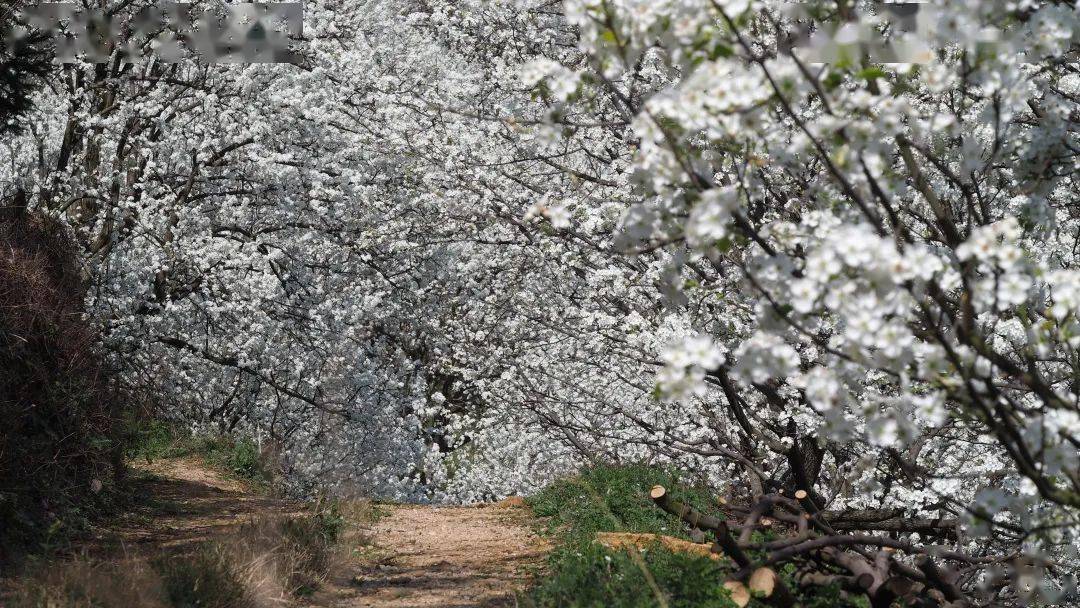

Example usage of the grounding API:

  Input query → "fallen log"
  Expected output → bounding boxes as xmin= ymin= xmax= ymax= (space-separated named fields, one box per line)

xmin=595 ymin=532 xmax=724 ymax=561
xmin=650 ymin=485 xmax=798 ymax=608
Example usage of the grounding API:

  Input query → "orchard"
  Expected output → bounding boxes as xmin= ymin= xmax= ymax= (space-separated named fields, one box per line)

xmin=1 ymin=2 xmax=1077 ymax=606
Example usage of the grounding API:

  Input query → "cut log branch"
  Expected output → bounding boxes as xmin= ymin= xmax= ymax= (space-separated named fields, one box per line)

xmin=650 ymin=486 xmax=798 ymax=608
xmin=596 ymin=532 xmax=723 ymax=561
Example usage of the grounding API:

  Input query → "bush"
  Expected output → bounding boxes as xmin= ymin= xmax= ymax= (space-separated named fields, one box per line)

xmin=9 ymin=500 xmax=373 ymax=607
xmin=524 ymin=464 xmax=739 ymax=608
xmin=202 ymin=437 xmax=272 ymax=487
xmin=126 ymin=419 xmax=189 ymax=462
xmin=126 ymin=422 xmax=276 ymax=489
xmin=0 ymin=209 xmax=129 ymax=567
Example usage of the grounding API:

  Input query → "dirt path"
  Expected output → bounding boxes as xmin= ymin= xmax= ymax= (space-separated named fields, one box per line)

xmin=320 ymin=503 xmax=550 ymax=608
xmin=5 ymin=459 xmax=549 ymax=606
xmin=76 ymin=457 xmax=301 ymax=559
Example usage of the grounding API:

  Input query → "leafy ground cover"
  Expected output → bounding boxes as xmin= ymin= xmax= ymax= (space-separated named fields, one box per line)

xmin=127 ymin=421 xmax=276 ymax=489
xmin=522 ymin=464 xmax=865 ymax=608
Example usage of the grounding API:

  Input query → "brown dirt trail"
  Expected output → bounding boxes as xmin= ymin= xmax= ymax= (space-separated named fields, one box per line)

xmin=3 ymin=458 xmax=549 ymax=607
xmin=74 ymin=457 xmax=301 ymax=559
xmin=318 ymin=503 xmax=550 ymax=608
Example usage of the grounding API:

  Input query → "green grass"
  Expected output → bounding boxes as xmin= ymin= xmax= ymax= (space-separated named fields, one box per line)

xmin=527 ymin=463 xmax=723 ymax=543
xmin=126 ymin=421 xmax=274 ymax=488
xmin=522 ymin=464 xmax=741 ymax=608
xmin=522 ymin=464 xmax=866 ymax=608
xmin=524 ymin=540 xmax=738 ymax=608
xmin=126 ymin=419 xmax=190 ymax=461
xmin=199 ymin=436 xmax=272 ymax=487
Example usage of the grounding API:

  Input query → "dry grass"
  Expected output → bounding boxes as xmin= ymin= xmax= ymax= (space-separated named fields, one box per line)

xmin=10 ymin=500 xmax=380 ymax=608
xmin=11 ymin=559 xmax=169 ymax=608
xmin=0 ymin=210 xmax=131 ymax=564
xmin=594 ymin=532 xmax=723 ymax=561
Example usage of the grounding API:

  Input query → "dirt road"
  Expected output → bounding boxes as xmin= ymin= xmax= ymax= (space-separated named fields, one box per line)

xmin=322 ymin=503 xmax=549 ymax=607
xmin=4 ymin=462 xmax=548 ymax=608
xmin=128 ymin=461 xmax=551 ymax=607
xmin=4 ymin=459 xmax=548 ymax=607
xmin=79 ymin=458 xmax=301 ymax=558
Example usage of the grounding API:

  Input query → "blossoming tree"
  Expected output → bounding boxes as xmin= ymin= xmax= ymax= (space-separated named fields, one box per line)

xmin=521 ymin=1 xmax=1080 ymax=604
xmin=1 ymin=0 xmax=1078 ymax=604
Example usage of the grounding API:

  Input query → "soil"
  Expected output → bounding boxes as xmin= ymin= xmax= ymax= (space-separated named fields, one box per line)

xmin=75 ymin=457 xmax=301 ymax=559
xmin=9 ymin=458 xmax=550 ymax=607
xmin=320 ymin=504 xmax=550 ymax=608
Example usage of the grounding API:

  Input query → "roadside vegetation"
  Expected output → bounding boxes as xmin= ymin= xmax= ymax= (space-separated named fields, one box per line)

xmin=8 ymin=418 xmax=384 ymax=607
xmin=522 ymin=465 xmax=864 ymax=608
xmin=0 ymin=209 xmax=132 ymax=569
xmin=11 ymin=499 xmax=380 ymax=607
xmin=127 ymin=421 xmax=278 ymax=490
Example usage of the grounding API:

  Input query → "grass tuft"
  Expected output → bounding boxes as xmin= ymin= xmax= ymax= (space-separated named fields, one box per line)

xmin=523 ymin=464 xmax=870 ymax=608
xmin=9 ymin=499 xmax=381 ymax=607
xmin=155 ymin=544 xmax=256 ymax=608
xmin=127 ymin=422 xmax=275 ymax=489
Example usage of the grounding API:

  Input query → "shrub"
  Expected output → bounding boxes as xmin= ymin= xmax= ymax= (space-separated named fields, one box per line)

xmin=0 ymin=209 xmax=129 ymax=567
xmin=126 ymin=422 xmax=277 ymax=489
xmin=203 ymin=437 xmax=272 ymax=487
xmin=524 ymin=464 xmax=873 ymax=608
xmin=126 ymin=419 xmax=190 ymax=462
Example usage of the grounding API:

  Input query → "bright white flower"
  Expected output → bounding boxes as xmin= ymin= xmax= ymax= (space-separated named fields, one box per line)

xmin=913 ymin=393 xmax=947 ymax=426
xmin=519 ymin=58 xmax=562 ymax=88
xmin=658 ymin=334 xmax=725 ymax=400
xmin=547 ymin=203 xmax=572 ymax=229
xmin=685 ymin=187 xmax=737 ymax=248
xmin=867 ymin=416 xmax=900 ymax=447
xmin=734 ymin=332 xmax=800 ymax=384
xmin=801 ymin=366 xmax=843 ymax=411
xmin=790 ymin=279 xmax=818 ymax=314
xmin=996 ymin=272 xmax=1031 ymax=310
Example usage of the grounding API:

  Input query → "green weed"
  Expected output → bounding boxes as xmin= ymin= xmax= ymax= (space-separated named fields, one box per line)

xmin=523 ymin=464 xmax=868 ymax=608
xmin=126 ymin=421 xmax=275 ymax=488
xmin=523 ymin=464 xmax=738 ymax=608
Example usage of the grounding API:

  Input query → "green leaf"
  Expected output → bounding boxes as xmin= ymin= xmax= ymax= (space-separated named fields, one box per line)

xmin=710 ymin=43 xmax=734 ymax=60
xmin=716 ymin=236 xmax=734 ymax=253
xmin=855 ymin=67 xmax=888 ymax=82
